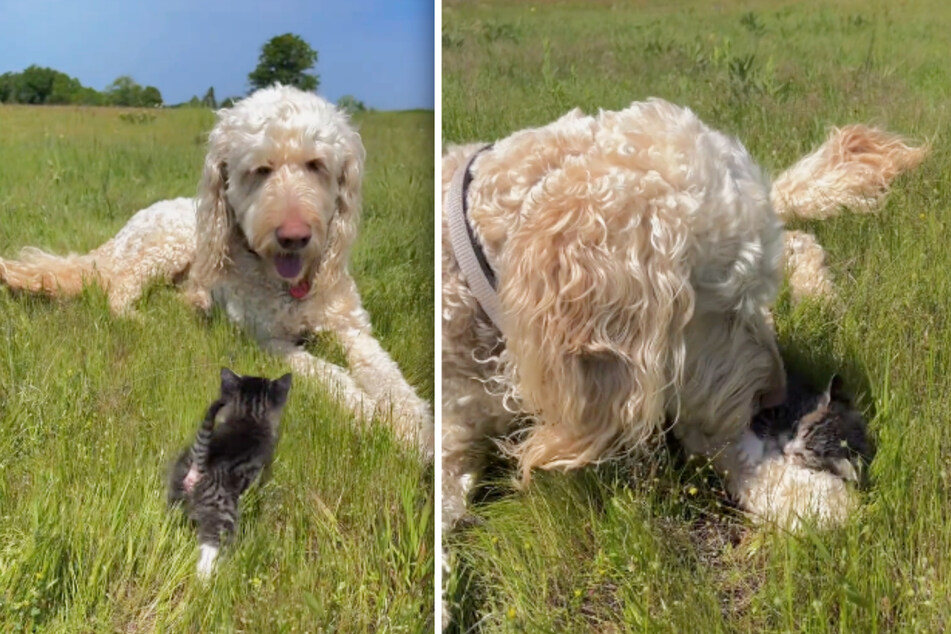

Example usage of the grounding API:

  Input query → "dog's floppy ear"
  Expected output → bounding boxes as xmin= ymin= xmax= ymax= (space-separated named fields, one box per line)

xmin=497 ymin=158 xmax=695 ymax=479
xmin=190 ymin=126 xmax=235 ymax=291
xmin=316 ymin=121 xmax=365 ymax=287
xmin=336 ymin=126 xmax=365 ymax=223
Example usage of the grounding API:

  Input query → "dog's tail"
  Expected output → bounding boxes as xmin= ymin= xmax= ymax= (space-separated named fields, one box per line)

xmin=771 ymin=125 xmax=927 ymax=221
xmin=0 ymin=246 xmax=112 ymax=298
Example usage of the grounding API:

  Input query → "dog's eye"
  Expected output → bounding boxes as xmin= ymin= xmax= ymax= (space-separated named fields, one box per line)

xmin=305 ymin=159 xmax=325 ymax=174
xmin=253 ymin=165 xmax=272 ymax=177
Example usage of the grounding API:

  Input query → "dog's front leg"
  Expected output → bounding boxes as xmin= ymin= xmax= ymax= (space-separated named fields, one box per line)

xmin=440 ymin=390 xmax=498 ymax=630
xmin=322 ymin=278 xmax=434 ymax=458
xmin=264 ymin=338 xmax=377 ymax=422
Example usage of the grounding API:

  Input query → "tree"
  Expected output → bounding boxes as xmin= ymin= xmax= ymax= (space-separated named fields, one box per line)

xmin=106 ymin=76 xmax=141 ymax=106
xmin=75 ymin=86 xmax=106 ymax=106
xmin=105 ymin=76 xmax=162 ymax=107
xmin=0 ymin=72 xmax=17 ymax=102
xmin=336 ymin=95 xmax=367 ymax=114
xmin=48 ymin=73 xmax=82 ymax=104
xmin=17 ymin=65 xmax=61 ymax=104
xmin=248 ymin=33 xmax=318 ymax=92
xmin=201 ymin=86 xmax=217 ymax=109
xmin=140 ymin=85 xmax=163 ymax=107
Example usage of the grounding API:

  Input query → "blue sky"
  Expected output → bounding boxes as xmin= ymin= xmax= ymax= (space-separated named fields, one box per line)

xmin=0 ymin=0 xmax=434 ymax=110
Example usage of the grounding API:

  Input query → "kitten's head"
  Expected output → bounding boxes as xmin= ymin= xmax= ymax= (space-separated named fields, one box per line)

xmin=784 ymin=375 xmax=871 ymax=482
xmin=219 ymin=367 xmax=292 ymax=428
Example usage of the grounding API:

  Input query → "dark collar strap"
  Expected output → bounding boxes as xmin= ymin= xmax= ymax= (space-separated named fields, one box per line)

xmin=461 ymin=145 xmax=497 ymax=290
xmin=446 ymin=144 xmax=504 ymax=331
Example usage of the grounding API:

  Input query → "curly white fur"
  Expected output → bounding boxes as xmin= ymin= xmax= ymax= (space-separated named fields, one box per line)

xmin=783 ymin=229 xmax=836 ymax=301
xmin=773 ymin=125 xmax=926 ymax=303
xmin=443 ymin=101 xmax=783 ymax=535
xmin=441 ymin=101 xmax=924 ymax=546
xmin=0 ymin=198 xmax=196 ymax=314
xmin=0 ymin=85 xmax=432 ymax=458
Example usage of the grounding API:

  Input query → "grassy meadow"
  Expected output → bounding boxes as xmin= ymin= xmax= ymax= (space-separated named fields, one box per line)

xmin=444 ymin=0 xmax=951 ymax=631
xmin=0 ymin=105 xmax=434 ymax=630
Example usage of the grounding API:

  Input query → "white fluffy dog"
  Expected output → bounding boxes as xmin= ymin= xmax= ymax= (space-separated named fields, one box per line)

xmin=0 ymin=85 xmax=433 ymax=456
xmin=441 ymin=99 xmax=924 ymax=536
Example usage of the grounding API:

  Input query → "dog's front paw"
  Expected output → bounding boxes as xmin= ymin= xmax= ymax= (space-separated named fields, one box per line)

xmin=382 ymin=394 xmax=434 ymax=459
xmin=407 ymin=399 xmax=435 ymax=461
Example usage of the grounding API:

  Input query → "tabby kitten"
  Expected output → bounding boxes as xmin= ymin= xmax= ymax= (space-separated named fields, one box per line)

xmin=753 ymin=372 xmax=871 ymax=482
xmin=168 ymin=367 xmax=292 ymax=577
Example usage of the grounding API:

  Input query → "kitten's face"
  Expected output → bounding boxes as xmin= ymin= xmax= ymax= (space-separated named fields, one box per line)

xmin=218 ymin=367 xmax=293 ymax=428
xmin=784 ymin=375 xmax=870 ymax=482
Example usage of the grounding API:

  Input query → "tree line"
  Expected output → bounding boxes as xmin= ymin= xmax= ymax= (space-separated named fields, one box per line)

xmin=0 ymin=34 xmax=367 ymax=112
xmin=0 ymin=66 xmax=163 ymax=107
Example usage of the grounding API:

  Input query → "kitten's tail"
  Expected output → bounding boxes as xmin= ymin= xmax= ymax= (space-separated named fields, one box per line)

xmin=190 ymin=399 xmax=225 ymax=474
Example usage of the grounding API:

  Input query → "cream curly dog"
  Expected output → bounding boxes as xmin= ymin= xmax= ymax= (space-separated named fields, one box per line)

xmin=0 ymin=85 xmax=432 ymax=457
xmin=442 ymin=99 xmax=924 ymax=539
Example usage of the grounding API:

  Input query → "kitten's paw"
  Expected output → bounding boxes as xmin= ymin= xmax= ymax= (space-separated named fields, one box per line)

xmin=196 ymin=544 xmax=219 ymax=579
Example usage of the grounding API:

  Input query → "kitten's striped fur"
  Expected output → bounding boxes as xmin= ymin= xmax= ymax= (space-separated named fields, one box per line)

xmin=753 ymin=372 xmax=871 ymax=482
xmin=168 ymin=367 xmax=292 ymax=577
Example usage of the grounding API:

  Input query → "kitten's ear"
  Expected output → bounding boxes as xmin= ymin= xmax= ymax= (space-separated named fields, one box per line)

xmin=269 ymin=373 xmax=293 ymax=407
xmin=220 ymin=367 xmax=241 ymax=395
xmin=826 ymin=374 xmax=852 ymax=405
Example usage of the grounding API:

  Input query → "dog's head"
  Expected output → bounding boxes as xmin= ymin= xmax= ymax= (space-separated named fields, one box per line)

xmin=191 ymin=84 xmax=364 ymax=296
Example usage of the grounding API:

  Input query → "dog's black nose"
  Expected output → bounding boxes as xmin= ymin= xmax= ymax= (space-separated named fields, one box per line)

xmin=276 ymin=234 xmax=311 ymax=250
xmin=275 ymin=222 xmax=312 ymax=251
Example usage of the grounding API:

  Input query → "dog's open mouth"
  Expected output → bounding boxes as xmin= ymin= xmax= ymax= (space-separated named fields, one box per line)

xmin=273 ymin=253 xmax=303 ymax=280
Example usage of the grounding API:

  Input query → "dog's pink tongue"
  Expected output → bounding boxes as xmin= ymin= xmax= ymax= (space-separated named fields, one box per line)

xmin=289 ymin=280 xmax=310 ymax=299
xmin=274 ymin=254 xmax=303 ymax=280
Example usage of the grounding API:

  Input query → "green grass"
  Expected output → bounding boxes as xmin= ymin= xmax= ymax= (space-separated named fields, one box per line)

xmin=444 ymin=0 xmax=951 ymax=631
xmin=0 ymin=105 xmax=434 ymax=631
